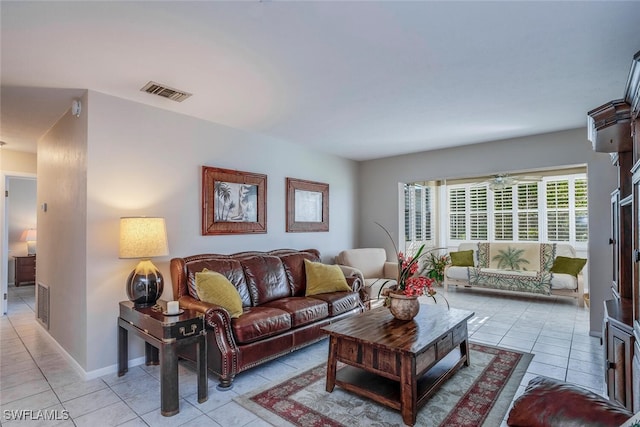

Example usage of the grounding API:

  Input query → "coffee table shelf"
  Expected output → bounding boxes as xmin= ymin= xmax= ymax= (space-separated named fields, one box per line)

xmin=335 ymin=347 xmax=466 ymax=410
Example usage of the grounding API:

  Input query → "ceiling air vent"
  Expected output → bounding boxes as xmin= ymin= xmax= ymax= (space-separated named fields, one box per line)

xmin=140 ymin=81 xmax=192 ymax=102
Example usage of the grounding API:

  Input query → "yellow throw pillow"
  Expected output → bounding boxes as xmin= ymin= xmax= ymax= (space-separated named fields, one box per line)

xmin=550 ymin=256 xmax=587 ymax=278
xmin=304 ymin=259 xmax=351 ymax=296
xmin=450 ymin=250 xmax=474 ymax=267
xmin=195 ymin=269 xmax=243 ymax=318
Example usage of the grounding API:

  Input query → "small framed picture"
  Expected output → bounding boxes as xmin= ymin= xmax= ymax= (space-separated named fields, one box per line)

xmin=286 ymin=177 xmax=329 ymax=232
xmin=202 ymin=166 xmax=267 ymax=235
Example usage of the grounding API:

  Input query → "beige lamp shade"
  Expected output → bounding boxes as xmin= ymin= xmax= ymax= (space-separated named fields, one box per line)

xmin=119 ymin=217 xmax=169 ymax=259
xmin=21 ymin=228 xmax=37 ymax=255
xmin=21 ymin=229 xmax=37 ymax=242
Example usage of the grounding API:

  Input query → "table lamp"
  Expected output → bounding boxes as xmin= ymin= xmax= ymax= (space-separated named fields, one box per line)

xmin=21 ymin=228 xmax=37 ymax=255
xmin=119 ymin=217 xmax=169 ymax=308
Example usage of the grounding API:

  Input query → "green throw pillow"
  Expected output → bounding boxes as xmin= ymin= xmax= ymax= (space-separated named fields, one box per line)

xmin=550 ymin=256 xmax=587 ymax=278
xmin=450 ymin=250 xmax=474 ymax=267
xmin=304 ymin=259 xmax=351 ymax=296
xmin=195 ymin=269 xmax=243 ymax=318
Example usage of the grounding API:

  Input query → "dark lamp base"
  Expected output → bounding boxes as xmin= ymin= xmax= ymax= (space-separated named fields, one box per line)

xmin=126 ymin=259 xmax=164 ymax=309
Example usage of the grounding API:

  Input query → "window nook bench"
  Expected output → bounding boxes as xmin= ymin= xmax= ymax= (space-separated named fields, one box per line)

xmin=444 ymin=242 xmax=586 ymax=307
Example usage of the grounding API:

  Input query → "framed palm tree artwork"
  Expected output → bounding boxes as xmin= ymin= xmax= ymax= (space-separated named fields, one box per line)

xmin=202 ymin=166 xmax=267 ymax=235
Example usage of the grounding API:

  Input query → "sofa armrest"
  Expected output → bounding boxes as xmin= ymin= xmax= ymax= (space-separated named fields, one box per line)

xmin=338 ymin=265 xmax=364 ymax=284
xmin=383 ymin=261 xmax=398 ymax=279
xmin=336 ymin=266 xmax=366 ymax=303
xmin=345 ymin=276 xmax=365 ymax=304
xmin=178 ymin=295 xmax=237 ymax=346
xmin=507 ymin=376 xmax=633 ymax=427
xmin=577 ymin=273 xmax=585 ymax=307
xmin=179 ymin=294 xmax=223 ymax=316
xmin=179 ymin=295 xmax=240 ymax=388
xmin=345 ymin=275 xmax=363 ymax=292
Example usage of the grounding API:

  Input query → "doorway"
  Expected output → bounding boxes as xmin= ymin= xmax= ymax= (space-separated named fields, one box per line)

xmin=2 ymin=175 xmax=37 ymax=315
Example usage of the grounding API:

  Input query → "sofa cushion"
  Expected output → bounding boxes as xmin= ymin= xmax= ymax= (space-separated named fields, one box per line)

xmin=308 ymin=292 xmax=361 ymax=316
xmin=263 ymin=297 xmax=328 ymax=327
xmin=195 ymin=270 xmax=244 ymax=318
xmin=446 ymin=266 xmax=469 ymax=281
xmin=365 ymin=278 xmax=396 ymax=301
xmin=304 ymin=259 xmax=351 ymax=295
xmin=279 ymin=250 xmax=321 ymax=296
xmin=550 ymin=272 xmax=578 ymax=290
xmin=232 ymin=306 xmax=292 ymax=344
xmin=242 ymin=255 xmax=290 ymax=305
xmin=336 ymin=248 xmax=386 ymax=278
xmin=450 ymin=250 xmax=474 ymax=267
xmin=555 ymin=243 xmax=577 ymax=258
xmin=479 ymin=242 xmax=543 ymax=271
xmin=550 ymin=256 xmax=587 ymax=277
xmin=507 ymin=376 xmax=632 ymax=427
xmin=447 ymin=266 xmax=579 ymax=291
xmin=186 ymin=258 xmax=251 ymax=306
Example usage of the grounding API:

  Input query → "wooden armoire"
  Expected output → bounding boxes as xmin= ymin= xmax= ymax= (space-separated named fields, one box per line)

xmin=588 ymin=50 xmax=640 ymax=413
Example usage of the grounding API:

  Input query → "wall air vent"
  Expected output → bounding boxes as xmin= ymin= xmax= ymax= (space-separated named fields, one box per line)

xmin=140 ymin=81 xmax=192 ymax=102
xmin=36 ymin=282 xmax=50 ymax=330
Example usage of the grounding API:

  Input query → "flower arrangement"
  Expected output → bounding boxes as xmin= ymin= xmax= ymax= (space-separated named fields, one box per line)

xmin=375 ymin=222 xmax=449 ymax=308
xmin=424 ymin=251 xmax=450 ymax=284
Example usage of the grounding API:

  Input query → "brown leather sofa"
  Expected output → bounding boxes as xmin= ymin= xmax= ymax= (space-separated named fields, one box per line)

xmin=507 ymin=376 xmax=636 ymax=427
xmin=170 ymin=248 xmax=364 ymax=389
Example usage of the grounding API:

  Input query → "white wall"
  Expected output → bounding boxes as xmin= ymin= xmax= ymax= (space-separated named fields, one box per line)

xmin=358 ymin=128 xmax=617 ymax=336
xmin=84 ymin=91 xmax=358 ymax=373
xmin=37 ymin=91 xmax=89 ymax=368
xmin=1 ymin=150 xmax=37 ymax=173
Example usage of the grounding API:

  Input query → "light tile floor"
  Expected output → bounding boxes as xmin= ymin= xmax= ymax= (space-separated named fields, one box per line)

xmin=1 ymin=284 xmax=602 ymax=426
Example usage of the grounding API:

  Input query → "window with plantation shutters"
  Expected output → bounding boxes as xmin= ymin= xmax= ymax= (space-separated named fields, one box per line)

xmin=493 ymin=188 xmax=513 ymax=240
xmin=449 ymin=188 xmax=467 ymax=240
xmin=404 ymin=186 xmax=411 ymax=241
xmin=446 ymin=172 xmax=587 ymax=246
xmin=546 ymin=180 xmax=570 ymax=241
xmin=470 ymin=187 xmax=488 ymax=240
xmin=574 ymin=178 xmax=588 ymax=242
xmin=404 ymin=184 xmax=433 ymax=252
xmin=518 ymin=183 xmax=539 ymax=240
xmin=414 ymin=187 xmax=423 ymax=240
xmin=424 ymin=187 xmax=432 ymax=241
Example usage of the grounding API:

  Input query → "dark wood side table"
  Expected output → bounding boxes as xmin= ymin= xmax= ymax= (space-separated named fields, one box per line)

xmin=117 ymin=300 xmax=207 ymax=416
xmin=14 ymin=255 xmax=36 ymax=286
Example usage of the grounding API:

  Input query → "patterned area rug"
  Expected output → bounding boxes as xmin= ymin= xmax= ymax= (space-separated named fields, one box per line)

xmin=234 ymin=343 xmax=533 ymax=427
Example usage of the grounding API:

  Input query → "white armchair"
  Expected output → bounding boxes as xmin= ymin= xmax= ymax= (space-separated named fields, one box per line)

xmin=335 ymin=248 xmax=398 ymax=307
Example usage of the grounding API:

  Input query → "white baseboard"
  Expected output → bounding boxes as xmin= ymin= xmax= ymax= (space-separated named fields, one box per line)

xmin=34 ymin=320 xmax=146 ymax=380
xmin=85 ymin=356 xmax=146 ymax=380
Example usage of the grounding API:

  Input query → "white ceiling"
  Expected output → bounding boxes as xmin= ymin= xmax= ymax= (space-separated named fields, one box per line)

xmin=2 ymin=1 xmax=640 ymax=161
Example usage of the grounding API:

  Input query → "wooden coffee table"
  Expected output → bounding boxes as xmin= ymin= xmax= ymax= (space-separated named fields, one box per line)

xmin=322 ymin=305 xmax=474 ymax=426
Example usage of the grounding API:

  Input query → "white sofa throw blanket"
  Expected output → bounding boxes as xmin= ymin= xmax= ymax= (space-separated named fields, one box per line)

xmin=468 ymin=242 xmax=556 ymax=295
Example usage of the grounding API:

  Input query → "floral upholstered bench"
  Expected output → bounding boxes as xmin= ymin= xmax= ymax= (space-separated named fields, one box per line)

xmin=444 ymin=242 xmax=586 ymax=306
